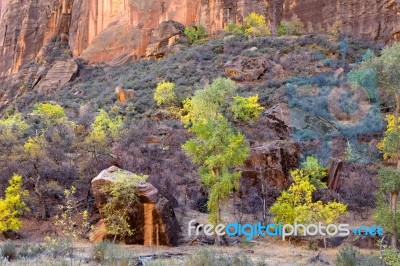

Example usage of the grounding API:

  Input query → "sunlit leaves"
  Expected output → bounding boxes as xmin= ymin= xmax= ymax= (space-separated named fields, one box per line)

xmin=0 ymin=174 xmax=29 ymax=232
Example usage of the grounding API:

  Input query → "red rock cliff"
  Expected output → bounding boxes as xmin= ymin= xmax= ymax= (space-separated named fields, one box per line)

xmin=0 ymin=0 xmax=399 ymax=76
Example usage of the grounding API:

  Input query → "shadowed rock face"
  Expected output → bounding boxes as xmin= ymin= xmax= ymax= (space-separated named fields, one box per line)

xmin=91 ymin=166 xmax=181 ymax=246
xmin=0 ymin=0 xmax=399 ymax=75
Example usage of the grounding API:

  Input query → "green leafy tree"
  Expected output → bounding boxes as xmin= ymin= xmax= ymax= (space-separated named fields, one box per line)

xmin=184 ymin=25 xmax=208 ymax=44
xmin=277 ymin=15 xmax=304 ymax=36
xmin=33 ymin=103 xmax=68 ymax=125
xmin=270 ymin=169 xmax=346 ymax=225
xmin=350 ymin=43 xmax=400 ymax=250
xmin=0 ymin=114 xmax=29 ymax=172
xmin=302 ymin=156 xmax=327 ymax=190
xmin=230 ymin=95 xmax=264 ymax=122
xmin=244 ymin=13 xmax=270 ymax=37
xmin=225 ymin=22 xmax=245 ymax=36
xmin=100 ymin=171 xmax=148 ymax=242
xmin=154 ymin=81 xmax=177 ymax=106
xmin=0 ymin=174 xmax=29 ymax=233
xmin=225 ymin=13 xmax=270 ymax=37
xmin=83 ymin=109 xmax=123 ymax=162
xmin=181 ymin=78 xmax=250 ymax=226
xmin=54 ymin=186 xmax=89 ymax=240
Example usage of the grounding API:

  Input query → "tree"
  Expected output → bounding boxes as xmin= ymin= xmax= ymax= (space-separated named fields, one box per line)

xmin=225 ymin=13 xmax=270 ymax=37
xmin=184 ymin=25 xmax=208 ymax=44
xmin=54 ymin=186 xmax=89 ymax=240
xmin=244 ymin=13 xmax=270 ymax=37
xmin=230 ymin=95 xmax=264 ymax=122
xmin=0 ymin=114 xmax=30 ymax=179
xmin=0 ymin=174 xmax=29 ymax=233
xmin=33 ymin=102 xmax=68 ymax=126
xmin=277 ymin=15 xmax=304 ymax=36
xmin=350 ymin=43 xmax=400 ymax=250
xmin=302 ymin=156 xmax=327 ymax=190
xmin=154 ymin=81 xmax=177 ymax=106
xmin=181 ymin=78 xmax=255 ymax=225
xmin=270 ymin=169 xmax=346 ymax=225
xmin=83 ymin=109 xmax=123 ymax=163
xmin=100 ymin=171 xmax=148 ymax=242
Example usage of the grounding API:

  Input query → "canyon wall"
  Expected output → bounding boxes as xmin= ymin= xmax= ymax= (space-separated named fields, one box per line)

xmin=0 ymin=0 xmax=73 ymax=76
xmin=0 ymin=0 xmax=399 ymax=76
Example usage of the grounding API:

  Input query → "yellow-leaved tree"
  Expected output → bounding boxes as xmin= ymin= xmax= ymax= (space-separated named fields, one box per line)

xmin=0 ymin=174 xmax=29 ymax=233
xmin=270 ymin=168 xmax=346 ymax=226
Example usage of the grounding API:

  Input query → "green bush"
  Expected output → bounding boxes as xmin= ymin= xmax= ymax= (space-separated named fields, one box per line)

xmin=1 ymin=240 xmax=17 ymax=261
xmin=230 ymin=95 xmax=264 ymax=122
xmin=225 ymin=22 xmax=245 ymax=36
xmin=335 ymin=245 xmax=385 ymax=266
xmin=382 ymin=247 xmax=400 ymax=266
xmin=18 ymin=243 xmax=45 ymax=259
xmin=277 ymin=16 xmax=304 ymax=36
xmin=335 ymin=246 xmax=358 ymax=266
xmin=187 ymin=248 xmax=253 ymax=266
xmin=44 ymin=237 xmax=74 ymax=258
xmin=154 ymin=81 xmax=177 ymax=106
xmin=92 ymin=241 xmax=110 ymax=263
xmin=184 ymin=25 xmax=208 ymax=44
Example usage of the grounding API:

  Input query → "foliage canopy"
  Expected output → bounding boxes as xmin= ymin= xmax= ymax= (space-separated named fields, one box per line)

xmin=0 ymin=174 xmax=29 ymax=232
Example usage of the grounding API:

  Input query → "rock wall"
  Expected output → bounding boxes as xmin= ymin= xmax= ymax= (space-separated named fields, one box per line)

xmin=279 ymin=0 xmax=400 ymax=43
xmin=0 ymin=0 xmax=73 ymax=76
xmin=0 ymin=0 xmax=399 ymax=76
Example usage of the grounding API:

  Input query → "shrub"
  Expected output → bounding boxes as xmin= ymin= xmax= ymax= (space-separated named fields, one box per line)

xmin=244 ymin=13 xmax=270 ymax=37
xmin=92 ymin=241 xmax=110 ymax=263
xmin=381 ymin=247 xmax=400 ymax=266
xmin=154 ymin=81 xmax=177 ymax=106
xmin=277 ymin=16 xmax=304 ymax=36
xmin=44 ymin=237 xmax=74 ymax=258
xmin=184 ymin=25 xmax=208 ymax=44
xmin=18 ymin=243 xmax=45 ymax=259
xmin=335 ymin=246 xmax=385 ymax=266
xmin=225 ymin=22 xmax=245 ymax=36
xmin=187 ymin=248 xmax=253 ymax=266
xmin=335 ymin=246 xmax=358 ymax=266
xmin=1 ymin=241 xmax=17 ymax=261
xmin=230 ymin=95 xmax=264 ymax=122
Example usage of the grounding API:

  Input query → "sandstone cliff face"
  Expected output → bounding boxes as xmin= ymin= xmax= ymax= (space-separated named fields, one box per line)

xmin=0 ymin=0 xmax=399 ymax=76
xmin=0 ymin=0 xmax=73 ymax=76
xmin=279 ymin=0 xmax=400 ymax=43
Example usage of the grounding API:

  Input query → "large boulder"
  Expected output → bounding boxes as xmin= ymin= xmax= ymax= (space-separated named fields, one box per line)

xmin=36 ymin=59 xmax=78 ymax=93
xmin=91 ymin=166 xmax=181 ymax=246
xmin=242 ymin=141 xmax=300 ymax=191
xmin=146 ymin=21 xmax=185 ymax=58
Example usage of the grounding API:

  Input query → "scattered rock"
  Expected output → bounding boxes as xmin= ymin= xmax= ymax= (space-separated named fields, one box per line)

xmin=91 ymin=166 xmax=181 ymax=246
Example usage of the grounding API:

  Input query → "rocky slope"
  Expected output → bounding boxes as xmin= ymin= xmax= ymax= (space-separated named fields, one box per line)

xmin=0 ymin=0 xmax=398 ymax=77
